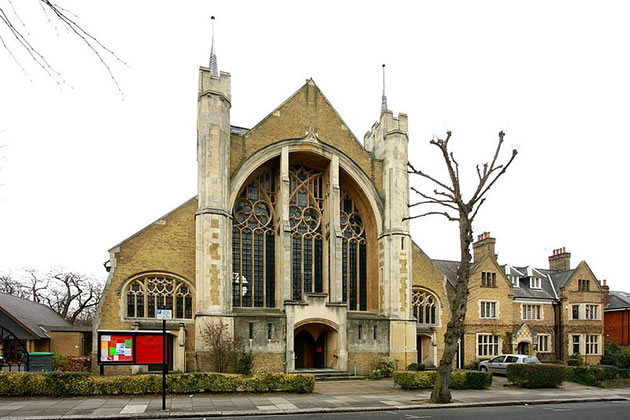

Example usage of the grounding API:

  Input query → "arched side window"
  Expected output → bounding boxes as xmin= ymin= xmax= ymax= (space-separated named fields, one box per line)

xmin=232 ymin=168 xmax=276 ymax=308
xmin=289 ymin=166 xmax=324 ymax=300
xmin=126 ymin=274 xmax=193 ymax=319
xmin=340 ymin=189 xmax=367 ymax=310
xmin=412 ymin=289 xmax=438 ymax=325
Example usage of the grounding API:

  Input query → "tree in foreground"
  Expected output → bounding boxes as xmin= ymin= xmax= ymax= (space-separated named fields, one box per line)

xmin=407 ymin=130 xmax=517 ymax=403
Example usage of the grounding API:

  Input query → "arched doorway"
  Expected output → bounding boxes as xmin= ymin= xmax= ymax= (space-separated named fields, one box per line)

xmin=294 ymin=323 xmax=336 ymax=369
xmin=517 ymin=341 xmax=530 ymax=355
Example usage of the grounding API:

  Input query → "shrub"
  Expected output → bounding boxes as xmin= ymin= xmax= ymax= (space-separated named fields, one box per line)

xmin=0 ymin=371 xmax=314 ymax=396
xmin=52 ymin=352 xmax=69 ymax=370
xmin=377 ymin=357 xmax=398 ymax=377
xmin=393 ymin=371 xmax=436 ymax=389
xmin=235 ymin=352 xmax=253 ymax=376
xmin=567 ymin=366 xmax=620 ymax=387
xmin=619 ymin=368 xmax=630 ymax=379
xmin=507 ymin=364 xmax=565 ymax=388
xmin=618 ymin=351 xmax=630 ymax=369
xmin=568 ymin=354 xmax=583 ymax=366
xmin=393 ymin=370 xmax=491 ymax=390
xmin=449 ymin=370 xmax=492 ymax=390
xmin=592 ymin=365 xmax=619 ymax=381
xmin=599 ymin=378 xmax=630 ymax=388
xmin=600 ymin=353 xmax=619 ymax=367
xmin=406 ymin=362 xmax=425 ymax=372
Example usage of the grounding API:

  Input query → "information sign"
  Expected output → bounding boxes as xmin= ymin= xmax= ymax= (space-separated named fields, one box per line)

xmin=135 ymin=334 xmax=164 ymax=364
xmin=100 ymin=334 xmax=133 ymax=362
xmin=156 ymin=309 xmax=172 ymax=320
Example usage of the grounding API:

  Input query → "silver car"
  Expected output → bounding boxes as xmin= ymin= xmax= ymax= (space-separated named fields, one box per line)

xmin=478 ymin=354 xmax=540 ymax=374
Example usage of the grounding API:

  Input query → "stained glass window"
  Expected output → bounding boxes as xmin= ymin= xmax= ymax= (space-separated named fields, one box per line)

xmin=126 ymin=275 xmax=193 ymax=319
xmin=289 ymin=166 xmax=324 ymax=299
xmin=232 ymin=168 xmax=276 ymax=307
xmin=340 ymin=189 xmax=367 ymax=310
xmin=412 ymin=289 xmax=438 ymax=325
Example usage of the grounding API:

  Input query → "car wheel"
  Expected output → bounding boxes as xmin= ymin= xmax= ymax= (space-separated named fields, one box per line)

xmin=480 ymin=366 xmax=488 ymax=372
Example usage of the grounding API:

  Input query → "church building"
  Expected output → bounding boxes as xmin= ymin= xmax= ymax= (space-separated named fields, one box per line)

xmin=93 ymin=40 xmax=605 ymax=374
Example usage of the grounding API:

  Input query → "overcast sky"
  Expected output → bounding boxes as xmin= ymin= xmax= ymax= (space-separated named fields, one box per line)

xmin=1 ymin=1 xmax=628 ymax=292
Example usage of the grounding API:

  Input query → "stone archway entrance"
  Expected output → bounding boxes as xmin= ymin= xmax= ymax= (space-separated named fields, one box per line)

xmin=294 ymin=323 xmax=336 ymax=369
xmin=517 ymin=341 xmax=530 ymax=355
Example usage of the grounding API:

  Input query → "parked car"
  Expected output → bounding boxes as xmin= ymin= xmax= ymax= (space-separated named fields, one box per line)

xmin=478 ymin=354 xmax=540 ymax=375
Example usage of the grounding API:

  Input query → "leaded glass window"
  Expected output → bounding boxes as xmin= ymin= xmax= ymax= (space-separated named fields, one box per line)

xmin=340 ymin=189 xmax=367 ymax=310
xmin=289 ymin=166 xmax=324 ymax=300
xmin=232 ymin=169 xmax=276 ymax=307
xmin=412 ymin=289 xmax=437 ymax=325
xmin=126 ymin=275 xmax=193 ymax=319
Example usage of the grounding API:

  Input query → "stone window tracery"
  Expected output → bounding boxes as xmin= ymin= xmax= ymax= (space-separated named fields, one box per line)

xmin=126 ymin=275 xmax=193 ymax=319
xmin=412 ymin=289 xmax=438 ymax=325
xmin=232 ymin=169 xmax=276 ymax=307
xmin=290 ymin=166 xmax=324 ymax=300
xmin=340 ymin=189 xmax=367 ymax=310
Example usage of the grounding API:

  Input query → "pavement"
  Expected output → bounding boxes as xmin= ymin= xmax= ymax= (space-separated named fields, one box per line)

xmin=1 ymin=376 xmax=630 ymax=419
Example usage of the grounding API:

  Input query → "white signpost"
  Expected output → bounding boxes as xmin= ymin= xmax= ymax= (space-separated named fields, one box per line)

xmin=156 ymin=309 xmax=172 ymax=410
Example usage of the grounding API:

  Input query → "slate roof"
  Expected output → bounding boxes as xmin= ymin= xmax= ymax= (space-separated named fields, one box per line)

xmin=230 ymin=125 xmax=249 ymax=136
xmin=606 ymin=291 xmax=630 ymax=311
xmin=0 ymin=293 xmax=71 ymax=339
xmin=506 ymin=265 xmax=558 ymax=301
xmin=432 ymin=259 xmax=460 ymax=287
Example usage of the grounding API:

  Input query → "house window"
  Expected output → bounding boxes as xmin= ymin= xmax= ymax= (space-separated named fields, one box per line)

xmin=537 ymin=334 xmax=551 ymax=353
xmin=571 ymin=305 xmax=580 ymax=320
xmin=585 ymin=304 xmax=600 ymax=320
xmin=477 ymin=334 xmax=500 ymax=357
xmin=522 ymin=304 xmax=542 ymax=320
xmin=340 ymin=189 xmax=368 ymax=311
xmin=480 ymin=301 xmax=497 ymax=319
xmin=412 ymin=289 xmax=438 ymax=325
xmin=578 ymin=279 xmax=590 ymax=291
xmin=586 ymin=335 xmax=599 ymax=355
xmin=232 ymin=168 xmax=276 ymax=308
xmin=481 ymin=272 xmax=496 ymax=288
xmin=530 ymin=277 xmax=541 ymax=289
xmin=572 ymin=335 xmax=581 ymax=355
xmin=126 ymin=274 xmax=193 ymax=319
xmin=511 ymin=276 xmax=520 ymax=288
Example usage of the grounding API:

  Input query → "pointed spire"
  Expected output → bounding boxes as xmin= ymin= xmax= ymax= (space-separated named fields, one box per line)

xmin=381 ymin=64 xmax=388 ymax=113
xmin=209 ymin=16 xmax=219 ymax=77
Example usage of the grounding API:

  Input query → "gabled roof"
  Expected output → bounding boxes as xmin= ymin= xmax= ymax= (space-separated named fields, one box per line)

xmin=537 ymin=268 xmax=576 ymax=290
xmin=507 ymin=265 xmax=557 ymax=301
xmin=432 ymin=259 xmax=460 ymax=287
xmin=606 ymin=291 xmax=630 ymax=311
xmin=0 ymin=293 xmax=71 ymax=339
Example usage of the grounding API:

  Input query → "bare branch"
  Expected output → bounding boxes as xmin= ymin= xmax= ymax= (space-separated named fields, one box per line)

xmin=470 ymin=197 xmax=486 ymax=221
xmin=408 ymin=161 xmax=455 ymax=193
xmin=470 ymin=148 xmax=518 ymax=206
xmin=403 ymin=211 xmax=459 ymax=222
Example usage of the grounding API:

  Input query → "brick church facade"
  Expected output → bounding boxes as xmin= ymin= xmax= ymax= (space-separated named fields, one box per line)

xmin=93 ymin=59 xmax=605 ymax=373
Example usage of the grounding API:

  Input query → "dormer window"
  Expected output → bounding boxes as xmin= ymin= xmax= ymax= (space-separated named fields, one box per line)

xmin=530 ymin=277 xmax=541 ymax=289
xmin=511 ymin=276 xmax=520 ymax=288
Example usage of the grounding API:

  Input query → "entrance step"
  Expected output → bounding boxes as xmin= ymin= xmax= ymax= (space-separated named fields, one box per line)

xmin=294 ymin=369 xmax=366 ymax=381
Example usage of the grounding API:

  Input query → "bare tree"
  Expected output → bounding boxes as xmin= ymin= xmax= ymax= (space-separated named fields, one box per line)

xmin=1 ymin=268 xmax=103 ymax=325
xmin=0 ymin=0 xmax=126 ymax=94
xmin=407 ymin=130 xmax=517 ymax=403
xmin=199 ymin=319 xmax=242 ymax=373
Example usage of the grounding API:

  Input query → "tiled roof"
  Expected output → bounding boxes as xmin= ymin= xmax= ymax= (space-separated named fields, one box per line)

xmin=0 ymin=293 xmax=71 ymax=339
xmin=606 ymin=291 xmax=630 ymax=310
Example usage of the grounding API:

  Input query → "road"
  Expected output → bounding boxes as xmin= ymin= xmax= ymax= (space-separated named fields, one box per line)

xmin=174 ymin=400 xmax=630 ymax=420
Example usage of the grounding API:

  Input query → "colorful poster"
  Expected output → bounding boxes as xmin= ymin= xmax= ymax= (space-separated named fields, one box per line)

xmin=99 ymin=334 xmax=133 ymax=363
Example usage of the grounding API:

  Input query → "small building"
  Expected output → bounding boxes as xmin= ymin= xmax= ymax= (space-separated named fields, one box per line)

xmin=604 ymin=290 xmax=630 ymax=347
xmin=0 ymin=293 xmax=92 ymax=366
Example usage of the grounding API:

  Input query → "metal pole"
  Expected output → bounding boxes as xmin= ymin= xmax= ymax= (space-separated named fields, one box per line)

xmin=162 ymin=319 xmax=166 ymax=411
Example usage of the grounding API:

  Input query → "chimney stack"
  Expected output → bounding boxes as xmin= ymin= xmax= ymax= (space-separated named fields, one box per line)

xmin=548 ymin=247 xmax=571 ymax=271
xmin=473 ymin=232 xmax=497 ymax=262
xmin=602 ymin=279 xmax=609 ymax=305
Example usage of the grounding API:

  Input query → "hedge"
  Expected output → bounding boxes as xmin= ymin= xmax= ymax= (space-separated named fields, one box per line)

xmin=0 ymin=371 xmax=314 ymax=397
xmin=506 ymin=364 xmax=565 ymax=388
xmin=566 ymin=366 xmax=619 ymax=387
xmin=393 ymin=370 xmax=491 ymax=390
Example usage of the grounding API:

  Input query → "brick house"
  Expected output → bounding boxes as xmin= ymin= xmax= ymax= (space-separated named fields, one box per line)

xmin=604 ymin=290 xmax=630 ymax=347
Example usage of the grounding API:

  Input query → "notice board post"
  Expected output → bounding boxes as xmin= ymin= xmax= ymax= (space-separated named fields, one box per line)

xmin=157 ymin=309 xmax=172 ymax=411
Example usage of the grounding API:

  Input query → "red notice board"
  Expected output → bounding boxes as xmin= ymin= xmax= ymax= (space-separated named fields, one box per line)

xmin=136 ymin=334 xmax=164 ymax=364
xmin=100 ymin=334 xmax=133 ymax=362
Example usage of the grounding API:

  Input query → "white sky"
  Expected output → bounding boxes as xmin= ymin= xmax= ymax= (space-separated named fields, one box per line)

xmin=1 ymin=1 xmax=628 ymax=291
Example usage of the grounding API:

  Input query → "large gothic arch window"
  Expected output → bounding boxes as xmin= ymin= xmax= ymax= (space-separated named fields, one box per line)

xmin=125 ymin=274 xmax=194 ymax=319
xmin=340 ymin=189 xmax=367 ymax=310
xmin=290 ymin=166 xmax=324 ymax=300
xmin=412 ymin=288 xmax=439 ymax=325
xmin=232 ymin=168 xmax=276 ymax=307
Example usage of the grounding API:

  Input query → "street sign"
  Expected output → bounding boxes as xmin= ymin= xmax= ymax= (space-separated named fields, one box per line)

xmin=156 ymin=309 xmax=172 ymax=320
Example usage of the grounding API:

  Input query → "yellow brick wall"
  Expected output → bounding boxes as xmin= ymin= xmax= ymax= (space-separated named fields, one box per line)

xmin=229 ymin=81 xmax=384 ymax=199
xmin=94 ymin=197 xmax=197 ymax=373
xmin=560 ymin=261 xmax=604 ymax=363
xmin=50 ymin=332 xmax=85 ymax=357
xmin=463 ymin=257 xmax=515 ymax=365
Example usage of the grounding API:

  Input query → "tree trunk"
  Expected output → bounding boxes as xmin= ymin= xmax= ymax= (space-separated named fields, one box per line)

xmin=430 ymin=216 xmax=473 ymax=403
